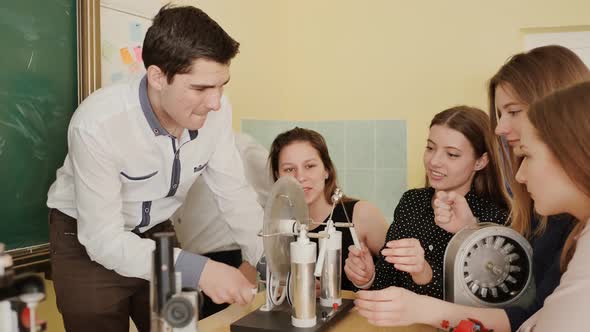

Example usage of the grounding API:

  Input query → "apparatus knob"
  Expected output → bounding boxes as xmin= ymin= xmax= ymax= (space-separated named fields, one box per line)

xmin=162 ymin=296 xmax=194 ymax=328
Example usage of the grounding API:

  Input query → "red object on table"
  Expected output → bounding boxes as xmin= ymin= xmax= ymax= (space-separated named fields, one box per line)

xmin=450 ymin=318 xmax=493 ymax=332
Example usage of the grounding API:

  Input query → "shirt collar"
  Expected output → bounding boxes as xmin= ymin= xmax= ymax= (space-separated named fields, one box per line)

xmin=139 ymin=75 xmax=199 ymax=140
xmin=189 ymin=129 xmax=199 ymax=140
xmin=139 ymin=75 xmax=170 ymax=137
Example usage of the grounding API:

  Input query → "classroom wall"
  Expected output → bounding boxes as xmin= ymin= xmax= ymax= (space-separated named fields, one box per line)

xmin=170 ymin=0 xmax=590 ymax=188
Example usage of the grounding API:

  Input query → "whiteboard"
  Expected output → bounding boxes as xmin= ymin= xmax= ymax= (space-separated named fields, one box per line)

xmin=524 ymin=30 xmax=590 ymax=67
xmin=100 ymin=0 xmax=160 ymax=87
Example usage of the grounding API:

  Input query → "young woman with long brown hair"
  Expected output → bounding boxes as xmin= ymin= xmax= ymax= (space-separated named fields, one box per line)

xmin=516 ymin=81 xmax=590 ymax=331
xmin=354 ymin=46 xmax=590 ymax=331
xmin=345 ymin=106 xmax=509 ymax=298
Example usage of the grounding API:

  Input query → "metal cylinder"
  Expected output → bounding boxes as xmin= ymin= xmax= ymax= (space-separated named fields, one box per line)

xmin=151 ymin=233 xmax=176 ymax=318
xmin=319 ymin=231 xmax=342 ymax=307
xmin=290 ymin=240 xmax=317 ymax=328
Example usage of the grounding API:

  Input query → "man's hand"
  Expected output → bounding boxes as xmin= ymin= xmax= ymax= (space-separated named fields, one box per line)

xmin=199 ymin=260 xmax=256 ymax=305
xmin=238 ymin=261 xmax=258 ymax=284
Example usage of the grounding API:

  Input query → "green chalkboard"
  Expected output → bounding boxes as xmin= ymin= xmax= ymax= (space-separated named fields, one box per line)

xmin=0 ymin=1 xmax=77 ymax=259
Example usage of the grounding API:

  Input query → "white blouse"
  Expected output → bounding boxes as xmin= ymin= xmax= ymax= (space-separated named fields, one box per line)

xmin=518 ymin=219 xmax=590 ymax=332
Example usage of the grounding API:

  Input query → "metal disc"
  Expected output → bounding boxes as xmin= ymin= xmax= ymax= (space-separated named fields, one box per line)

xmin=263 ymin=176 xmax=309 ymax=282
xmin=446 ymin=223 xmax=533 ymax=307
xmin=460 ymin=232 xmax=529 ymax=304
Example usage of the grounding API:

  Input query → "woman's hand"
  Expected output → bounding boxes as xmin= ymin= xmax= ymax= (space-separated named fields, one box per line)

xmin=344 ymin=243 xmax=375 ymax=288
xmin=433 ymin=191 xmax=476 ymax=233
xmin=381 ymin=238 xmax=432 ymax=284
xmin=355 ymin=286 xmax=429 ymax=326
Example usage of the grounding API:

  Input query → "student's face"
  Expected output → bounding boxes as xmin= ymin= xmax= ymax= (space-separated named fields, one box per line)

xmin=159 ymin=58 xmax=230 ymax=131
xmin=494 ymin=84 xmax=529 ymax=154
xmin=423 ymin=125 xmax=487 ymax=195
xmin=277 ymin=141 xmax=329 ymax=206
xmin=515 ymin=120 xmax=583 ymax=217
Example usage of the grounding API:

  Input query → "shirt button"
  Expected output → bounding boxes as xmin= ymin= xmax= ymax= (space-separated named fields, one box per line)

xmin=172 ymin=184 xmax=178 ymax=189
xmin=145 ymin=208 xmax=150 ymax=213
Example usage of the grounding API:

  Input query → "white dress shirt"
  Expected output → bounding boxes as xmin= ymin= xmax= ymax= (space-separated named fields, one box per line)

xmin=172 ymin=133 xmax=272 ymax=255
xmin=47 ymin=76 xmax=263 ymax=288
xmin=518 ymin=220 xmax=590 ymax=332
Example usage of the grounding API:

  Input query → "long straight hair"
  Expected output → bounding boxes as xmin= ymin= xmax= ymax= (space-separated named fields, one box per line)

xmin=488 ymin=45 xmax=590 ymax=238
xmin=427 ymin=106 xmax=510 ymax=211
xmin=528 ymin=81 xmax=590 ymax=271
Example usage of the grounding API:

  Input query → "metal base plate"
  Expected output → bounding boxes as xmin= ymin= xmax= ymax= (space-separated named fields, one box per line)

xmin=230 ymin=299 xmax=354 ymax=332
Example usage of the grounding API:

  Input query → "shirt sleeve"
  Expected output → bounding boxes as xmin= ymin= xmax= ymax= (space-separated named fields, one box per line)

xmin=201 ymin=98 xmax=264 ymax=267
xmin=520 ymin=224 xmax=590 ymax=332
xmin=504 ymin=222 xmax=567 ymax=331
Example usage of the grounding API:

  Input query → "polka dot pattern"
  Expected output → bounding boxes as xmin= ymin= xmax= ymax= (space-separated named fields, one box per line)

xmin=371 ymin=187 xmax=508 ymax=299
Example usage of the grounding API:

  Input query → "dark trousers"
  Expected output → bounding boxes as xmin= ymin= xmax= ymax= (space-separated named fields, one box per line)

xmin=49 ymin=209 xmax=178 ymax=332
xmin=200 ymin=249 xmax=243 ymax=319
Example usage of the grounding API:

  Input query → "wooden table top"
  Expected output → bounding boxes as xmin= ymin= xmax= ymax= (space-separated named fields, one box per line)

xmin=198 ymin=291 xmax=437 ymax=332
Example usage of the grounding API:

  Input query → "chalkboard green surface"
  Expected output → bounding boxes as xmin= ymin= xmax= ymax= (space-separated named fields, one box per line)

xmin=0 ymin=1 xmax=77 ymax=252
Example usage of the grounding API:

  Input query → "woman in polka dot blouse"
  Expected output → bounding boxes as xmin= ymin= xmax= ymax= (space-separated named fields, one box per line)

xmin=344 ymin=106 xmax=509 ymax=299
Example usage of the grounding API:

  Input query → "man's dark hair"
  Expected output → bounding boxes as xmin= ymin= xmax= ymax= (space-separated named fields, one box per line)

xmin=142 ymin=5 xmax=240 ymax=83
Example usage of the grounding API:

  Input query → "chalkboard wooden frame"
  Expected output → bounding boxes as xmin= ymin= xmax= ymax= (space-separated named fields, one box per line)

xmin=4 ymin=0 xmax=101 ymax=272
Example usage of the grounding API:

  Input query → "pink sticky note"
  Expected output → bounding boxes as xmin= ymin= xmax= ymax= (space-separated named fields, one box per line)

xmin=120 ymin=47 xmax=134 ymax=65
xmin=133 ymin=46 xmax=143 ymax=63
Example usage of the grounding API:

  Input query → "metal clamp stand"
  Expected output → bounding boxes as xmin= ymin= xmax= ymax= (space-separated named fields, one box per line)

xmin=314 ymin=188 xmax=362 ymax=308
xmin=150 ymin=233 xmax=199 ymax=332
xmin=0 ymin=243 xmax=46 ymax=332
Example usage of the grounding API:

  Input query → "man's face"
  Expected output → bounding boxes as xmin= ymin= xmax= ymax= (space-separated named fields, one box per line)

xmin=158 ymin=58 xmax=230 ymax=131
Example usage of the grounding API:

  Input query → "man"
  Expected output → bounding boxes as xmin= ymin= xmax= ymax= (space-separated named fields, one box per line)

xmin=47 ymin=5 xmax=262 ymax=331
xmin=173 ymin=132 xmax=272 ymax=318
